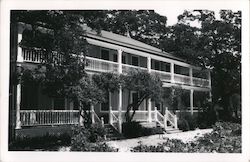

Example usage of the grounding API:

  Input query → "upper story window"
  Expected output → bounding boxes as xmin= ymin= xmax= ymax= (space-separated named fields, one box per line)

xmin=174 ymin=65 xmax=189 ymax=76
xmin=101 ymin=49 xmax=109 ymax=60
xmin=131 ymin=56 xmax=139 ymax=66
xmin=53 ymin=97 xmax=65 ymax=110
xmin=151 ymin=59 xmax=170 ymax=72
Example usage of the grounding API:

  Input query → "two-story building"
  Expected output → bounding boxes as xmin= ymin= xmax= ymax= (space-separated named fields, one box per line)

xmin=10 ymin=22 xmax=211 ymax=134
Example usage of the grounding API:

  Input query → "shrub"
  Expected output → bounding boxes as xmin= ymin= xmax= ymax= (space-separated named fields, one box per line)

xmin=9 ymin=133 xmax=71 ymax=151
xmin=178 ymin=113 xmax=197 ymax=131
xmin=70 ymin=124 xmax=117 ymax=152
xmin=122 ymin=121 xmax=161 ymax=138
xmin=132 ymin=122 xmax=241 ymax=153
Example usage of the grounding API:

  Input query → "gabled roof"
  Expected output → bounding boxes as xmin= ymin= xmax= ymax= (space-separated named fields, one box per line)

xmin=85 ymin=27 xmax=185 ymax=62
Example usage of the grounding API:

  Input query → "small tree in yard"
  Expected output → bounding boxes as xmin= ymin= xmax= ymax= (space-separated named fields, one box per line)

xmin=92 ymin=72 xmax=122 ymax=103
xmin=121 ymin=70 xmax=163 ymax=122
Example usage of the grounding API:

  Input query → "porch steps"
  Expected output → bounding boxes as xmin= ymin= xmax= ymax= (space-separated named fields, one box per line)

xmin=104 ymin=124 xmax=122 ymax=140
xmin=139 ymin=121 xmax=182 ymax=134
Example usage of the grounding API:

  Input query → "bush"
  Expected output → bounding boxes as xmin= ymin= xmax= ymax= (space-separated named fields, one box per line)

xmin=9 ymin=133 xmax=71 ymax=151
xmin=178 ymin=113 xmax=197 ymax=131
xmin=70 ymin=124 xmax=117 ymax=152
xmin=132 ymin=122 xmax=241 ymax=153
xmin=122 ymin=121 xmax=161 ymax=138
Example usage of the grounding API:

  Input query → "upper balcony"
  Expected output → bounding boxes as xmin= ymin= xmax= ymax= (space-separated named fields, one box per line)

xmin=19 ymin=47 xmax=211 ymax=89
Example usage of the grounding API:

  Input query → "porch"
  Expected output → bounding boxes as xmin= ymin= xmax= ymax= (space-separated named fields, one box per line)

xmin=16 ymin=107 xmax=178 ymax=134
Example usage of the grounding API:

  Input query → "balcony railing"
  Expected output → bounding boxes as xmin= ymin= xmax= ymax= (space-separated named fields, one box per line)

xmin=20 ymin=48 xmax=210 ymax=88
xmin=85 ymin=56 xmax=119 ymax=73
xmin=151 ymin=69 xmax=171 ymax=82
xmin=20 ymin=110 xmax=79 ymax=126
xmin=122 ymin=64 xmax=148 ymax=74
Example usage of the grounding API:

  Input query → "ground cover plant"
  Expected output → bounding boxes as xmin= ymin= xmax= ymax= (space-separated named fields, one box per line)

xmin=132 ymin=122 xmax=241 ymax=153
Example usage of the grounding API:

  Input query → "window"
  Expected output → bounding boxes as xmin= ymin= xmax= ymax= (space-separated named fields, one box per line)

xmin=122 ymin=55 xmax=126 ymax=64
xmin=131 ymin=91 xmax=139 ymax=110
xmin=161 ymin=62 xmax=170 ymax=72
xmin=113 ymin=53 xmax=118 ymax=62
xmin=174 ymin=65 xmax=189 ymax=76
xmin=155 ymin=103 xmax=161 ymax=111
xmin=21 ymin=84 xmax=38 ymax=110
xmin=101 ymin=49 xmax=109 ymax=60
xmin=101 ymin=93 xmax=109 ymax=111
xmin=53 ymin=98 xmax=65 ymax=110
xmin=154 ymin=60 xmax=160 ymax=70
xmin=131 ymin=56 xmax=139 ymax=66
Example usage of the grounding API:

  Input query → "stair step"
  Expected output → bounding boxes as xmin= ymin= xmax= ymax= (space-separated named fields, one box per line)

xmin=164 ymin=129 xmax=182 ymax=134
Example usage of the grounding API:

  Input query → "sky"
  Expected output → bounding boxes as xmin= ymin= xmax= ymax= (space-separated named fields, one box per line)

xmin=154 ymin=9 xmax=221 ymax=27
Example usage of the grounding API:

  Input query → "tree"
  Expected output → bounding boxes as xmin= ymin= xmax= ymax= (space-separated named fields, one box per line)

xmin=161 ymin=10 xmax=241 ymax=121
xmin=10 ymin=10 xmax=108 ymax=127
xmin=121 ymin=70 xmax=163 ymax=122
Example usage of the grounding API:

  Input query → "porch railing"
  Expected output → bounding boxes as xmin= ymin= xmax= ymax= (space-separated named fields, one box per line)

xmin=122 ymin=64 xmax=148 ymax=74
xmin=109 ymin=109 xmax=119 ymax=131
xmin=192 ymin=77 xmax=210 ymax=88
xmin=85 ymin=56 xmax=119 ymax=73
xmin=90 ymin=105 xmax=104 ymax=127
xmin=20 ymin=110 xmax=79 ymax=126
xmin=174 ymin=74 xmax=191 ymax=85
xmin=151 ymin=70 xmax=171 ymax=82
xmin=164 ymin=108 xmax=178 ymax=129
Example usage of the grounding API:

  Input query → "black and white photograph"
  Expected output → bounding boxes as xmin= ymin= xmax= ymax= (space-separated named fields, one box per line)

xmin=0 ymin=0 xmax=249 ymax=162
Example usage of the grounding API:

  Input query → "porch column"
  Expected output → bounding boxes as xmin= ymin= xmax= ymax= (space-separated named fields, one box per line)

xmin=15 ymin=24 xmax=25 ymax=129
xmin=90 ymin=104 xmax=95 ymax=124
xmin=147 ymin=56 xmax=152 ymax=122
xmin=17 ymin=23 xmax=25 ymax=62
xmin=147 ymin=98 xmax=152 ymax=122
xmin=189 ymin=68 xmax=193 ymax=85
xmin=15 ymin=83 xmax=21 ymax=129
xmin=190 ymin=89 xmax=194 ymax=115
xmin=118 ymin=87 xmax=122 ymax=133
xmin=171 ymin=63 xmax=174 ymax=83
xmin=108 ymin=91 xmax=112 ymax=124
xmin=117 ymin=49 xmax=122 ymax=133
xmin=208 ymin=70 xmax=212 ymax=102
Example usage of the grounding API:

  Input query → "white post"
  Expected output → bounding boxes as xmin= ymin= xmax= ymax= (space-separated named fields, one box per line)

xmin=154 ymin=107 xmax=158 ymax=122
xmin=171 ymin=63 xmax=174 ymax=83
xmin=109 ymin=106 xmax=113 ymax=124
xmin=174 ymin=114 xmax=178 ymax=129
xmin=17 ymin=24 xmax=24 ymax=63
xmin=164 ymin=107 xmax=168 ymax=130
xmin=190 ymin=89 xmax=194 ymax=115
xmin=108 ymin=92 xmax=112 ymax=124
xmin=101 ymin=117 xmax=104 ymax=127
xmin=91 ymin=104 xmax=95 ymax=124
xmin=147 ymin=57 xmax=152 ymax=123
xmin=79 ymin=109 xmax=84 ymax=126
xmin=189 ymin=68 xmax=193 ymax=85
xmin=118 ymin=86 xmax=122 ymax=133
xmin=118 ymin=49 xmax=122 ymax=74
xmin=147 ymin=98 xmax=152 ymax=122
xmin=147 ymin=56 xmax=151 ymax=73
xmin=117 ymin=49 xmax=123 ymax=133
xmin=15 ymin=83 xmax=21 ymax=129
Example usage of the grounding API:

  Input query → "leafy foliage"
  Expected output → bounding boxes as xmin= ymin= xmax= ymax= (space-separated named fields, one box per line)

xmin=122 ymin=121 xmax=162 ymax=138
xmin=121 ymin=70 xmax=163 ymax=122
xmin=132 ymin=122 xmax=241 ymax=153
xmin=9 ymin=133 xmax=71 ymax=151
xmin=70 ymin=124 xmax=118 ymax=152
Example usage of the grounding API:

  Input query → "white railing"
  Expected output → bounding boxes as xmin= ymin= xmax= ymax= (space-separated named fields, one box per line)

xmin=164 ymin=108 xmax=178 ymax=129
xmin=90 ymin=105 xmax=104 ymax=127
xmin=174 ymin=74 xmax=191 ymax=85
xmin=20 ymin=110 xmax=79 ymax=126
xmin=151 ymin=70 xmax=171 ymax=82
xmin=122 ymin=64 xmax=147 ymax=74
xmin=192 ymin=77 xmax=210 ymax=88
xmin=153 ymin=108 xmax=165 ymax=127
xmin=85 ymin=56 xmax=119 ymax=73
xmin=109 ymin=110 xmax=119 ymax=131
xmin=22 ymin=48 xmax=64 ymax=63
